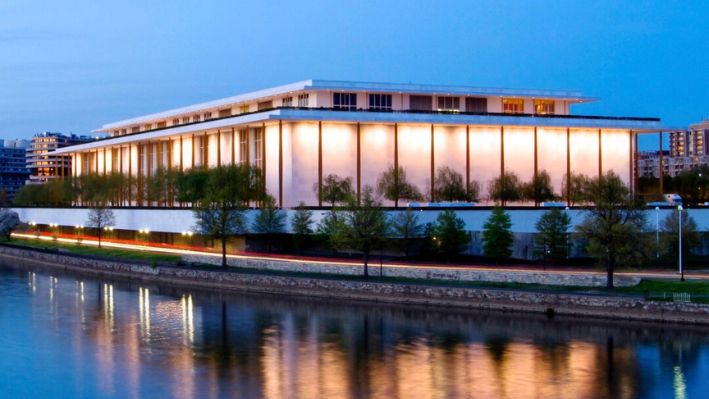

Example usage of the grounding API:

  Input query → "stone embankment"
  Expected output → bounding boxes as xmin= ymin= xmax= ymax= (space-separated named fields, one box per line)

xmin=183 ymin=253 xmax=642 ymax=287
xmin=1 ymin=245 xmax=707 ymax=325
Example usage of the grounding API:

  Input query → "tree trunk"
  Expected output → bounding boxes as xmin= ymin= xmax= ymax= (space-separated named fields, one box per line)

xmin=221 ymin=236 xmax=227 ymax=268
xmin=606 ymin=252 xmax=614 ymax=289
xmin=363 ymin=249 xmax=369 ymax=277
xmin=98 ymin=228 xmax=102 ymax=248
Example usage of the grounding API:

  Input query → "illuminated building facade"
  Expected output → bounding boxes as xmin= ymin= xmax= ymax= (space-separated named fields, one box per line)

xmin=54 ymin=80 xmax=661 ymax=207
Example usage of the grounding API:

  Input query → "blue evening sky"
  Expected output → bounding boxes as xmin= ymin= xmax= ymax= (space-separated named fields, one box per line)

xmin=1 ymin=1 xmax=707 ymax=150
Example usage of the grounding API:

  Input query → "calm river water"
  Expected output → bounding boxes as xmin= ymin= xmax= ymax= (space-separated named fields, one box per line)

xmin=0 ymin=261 xmax=707 ymax=399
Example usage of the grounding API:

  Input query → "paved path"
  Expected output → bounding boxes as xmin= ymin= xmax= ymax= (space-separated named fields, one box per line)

xmin=11 ymin=233 xmax=709 ymax=281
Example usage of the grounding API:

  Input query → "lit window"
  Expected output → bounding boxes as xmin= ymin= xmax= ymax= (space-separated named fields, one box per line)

xmin=239 ymin=105 xmax=250 ymax=114
xmin=333 ymin=92 xmax=357 ymax=110
xmin=368 ymin=94 xmax=392 ymax=111
xmin=534 ymin=100 xmax=555 ymax=115
xmin=282 ymin=97 xmax=293 ymax=107
xmin=502 ymin=98 xmax=524 ymax=114
xmin=297 ymin=94 xmax=309 ymax=107
xmin=437 ymin=96 xmax=460 ymax=111
xmin=253 ymin=128 xmax=263 ymax=168
xmin=257 ymin=101 xmax=273 ymax=111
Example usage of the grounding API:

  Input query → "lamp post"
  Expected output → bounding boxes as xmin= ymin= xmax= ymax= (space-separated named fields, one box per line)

xmin=75 ymin=225 xmax=84 ymax=244
xmin=678 ymin=205 xmax=684 ymax=282
xmin=655 ymin=206 xmax=660 ymax=260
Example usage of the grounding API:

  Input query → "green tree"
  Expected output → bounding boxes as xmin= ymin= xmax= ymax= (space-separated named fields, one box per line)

xmin=316 ymin=174 xmax=353 ymax=207
xmin=576 ymin=171 xmax=647 ymax=288
xmin=390 ymin=208 xmax=423 ymax=257
xmin=176 ymin=168 xmax=210 ymax=205
xmin=0 ymin=209 xmax=20 ymax=240
xmin=660 ymin=209 xmax=700 ymax=261
xmin=488 ymin=173 xmax=522 ymax=206
xmin=430 ymin=209 xmax=470 ymax=261
xmin=522 ymin=170 xmax=556 ymax=205
xmin=86 ymin=205 xmax=115 ymax=248
xmin=376 ymin=165 xmax=423 ymax=207
xmin=251 ymin=196 xmax=286 ymax=252
xmin=482 ymin=207 xmax=514 ymax=261
xmin=534 ymin=208 xmax=571 ymax=262
xmin=193 ymin=164 xmax=265 ymax=267
xmin=291 ymin=202 xmax=314 ymax=253
xmin=433 ymin=166 xmax=468 ymax=202
xmin=316 ymin=210 xmax=347 ymax=253
xmin=562 ymin=173 xmax=590 ymax=206
xmin=339 ymin=186 xmax=388 ymax=277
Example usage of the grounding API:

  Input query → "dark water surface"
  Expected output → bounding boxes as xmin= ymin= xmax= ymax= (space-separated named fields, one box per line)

xmin=0 ymin=262 xmax=707 ymax=399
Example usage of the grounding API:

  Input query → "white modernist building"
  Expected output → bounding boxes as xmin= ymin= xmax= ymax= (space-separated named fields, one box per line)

xmin=54 ymin=79 xmax=662 ymax=208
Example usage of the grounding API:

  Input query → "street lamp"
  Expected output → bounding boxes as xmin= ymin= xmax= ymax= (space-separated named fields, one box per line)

xmin=75 ymin=225 xmax=84 ymax=244
xmin=678 ymin=205 xmax=684 ymax=282
xmin=655 ymin=206 xmax=660 ymax=260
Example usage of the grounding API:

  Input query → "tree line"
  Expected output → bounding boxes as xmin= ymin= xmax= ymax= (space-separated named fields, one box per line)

xmin=638 ymin=165 xmax=709 ymax=205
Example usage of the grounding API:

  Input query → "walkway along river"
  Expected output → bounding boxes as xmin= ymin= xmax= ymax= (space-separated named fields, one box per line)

xmin=0 ymin=244 xmax=707 ymax=325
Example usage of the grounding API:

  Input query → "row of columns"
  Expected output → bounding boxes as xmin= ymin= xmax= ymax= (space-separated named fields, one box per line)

xmin=71 ymin=122 xmax=640 ymax=208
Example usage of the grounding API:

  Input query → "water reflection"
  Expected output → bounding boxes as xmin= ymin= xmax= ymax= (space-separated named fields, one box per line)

xmin=1 ymin=263 xmax=707 ymax=399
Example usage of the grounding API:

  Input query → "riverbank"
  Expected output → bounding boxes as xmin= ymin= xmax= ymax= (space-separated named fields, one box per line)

xmin=0 ymin=244 xmax=707 ymax=325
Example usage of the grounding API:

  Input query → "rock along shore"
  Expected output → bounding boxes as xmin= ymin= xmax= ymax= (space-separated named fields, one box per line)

xmin=0 ymin=244 xmax=707 ymax=325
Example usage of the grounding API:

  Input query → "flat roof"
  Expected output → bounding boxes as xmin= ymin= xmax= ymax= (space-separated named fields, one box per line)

xmin=60 ymin=108 xmax=662 ymax=155
xmin=97 ymin=79 xmax=596 ymax=131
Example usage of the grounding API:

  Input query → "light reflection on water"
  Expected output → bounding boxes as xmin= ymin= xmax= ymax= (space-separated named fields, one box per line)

xmin=0 ymin=263 xmax=707 ymax=399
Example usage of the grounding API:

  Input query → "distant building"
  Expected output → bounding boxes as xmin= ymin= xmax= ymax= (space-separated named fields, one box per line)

xmin=26 ymin=132 xmax=94 ymax=184
xmin=0 ymin=139 xmax=31 ymax=203
xmin=670 ymin=120 xmax=709 ymax=158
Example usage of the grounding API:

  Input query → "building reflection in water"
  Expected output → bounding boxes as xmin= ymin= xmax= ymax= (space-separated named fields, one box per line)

xmin=11 ymin=266 xmax=708 ymax=399
xmin=138 ymin=287 xmax=151 ymax=341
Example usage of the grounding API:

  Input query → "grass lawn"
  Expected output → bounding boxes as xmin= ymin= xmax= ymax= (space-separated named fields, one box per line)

xmin=5 ymin=237 xmax=181 ymax=264
xmin=617 ymin=279 xmax=709 ymax=297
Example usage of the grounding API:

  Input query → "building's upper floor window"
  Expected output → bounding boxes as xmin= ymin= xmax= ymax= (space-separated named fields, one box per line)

xmin=502 ymin=98 xmax=524 ymax=114
xmin=437 ymin=96 xmax=460 ymax=111
xmin=297 ymin=93 xmax=309 ymax=107
xmin=239 ymin=105 xmax=250 ymax=114
xmin=410 ymin=95 xmax=432 ymax=111
xmin=465 ymin=97 xmax=487 ymax=113
xmin=368 ymin=94 xmax=392 ymax=111
xmin=257 ymin=100 xmax=273 ymax=111
xmin=156 ymin=121 xmax=167 ymax=128
xmin=172 ymin=118 xmax=180 ymax=126
xmin=131 ymin=126 xmax=140 ymax=133
xmin=219 ymin=108 xmax=231 ymax=118
xmin=203 ymin=112 xmax=213 ymax=120
xmin=182 ymin=117 xmax=190 ymax=124
xmin=192 ymin=114 xmax=201 ymax=122
xmin=534 ymin=100 xmax=555 ymax=115
xmin=282 ymin=96 xmax=293 ymax=107
xmin=333 ymin=92 xmax=357 ymax=110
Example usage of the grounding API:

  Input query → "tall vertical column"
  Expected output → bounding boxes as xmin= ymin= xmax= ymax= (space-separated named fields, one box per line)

xmin=262 ymin=123 xmax=266 ymax=188
xmin=278 ymin=120 xmax=283 ymax=208
xmin=217 ymin=130 xmax=221 ymax=167
xmin=500 ymin=126 xmax=505 ymax=179
xmin=598 ymin=128 xmax=603 ymax=178
xmin=318 ymin=121 xmax=323 ymax=207
xmin=466 ymin=125 xmax=470 ymax=195
xmin=356 ymin=122 xmax=361 ymax=198
xmin=231 ymin=127 xmax=236 ymax=165
xmin=533 ymin=126 xmax=538 ymax=206
xmin=566 ymin=128 xmax=571 ymax=204
xmin=191 ymin=134 xmax=195 ymax=169
xmin=633 ymin=131 xmax=639 ymax=194
xmin=394 ymin=123 xmax=399 ymax=207
xmin=430 ymin=124 xmax=435 ymax=202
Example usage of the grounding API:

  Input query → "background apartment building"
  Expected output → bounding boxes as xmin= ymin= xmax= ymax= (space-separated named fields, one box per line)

xmin=0 ymin=139 xmax=30 ymax=203
xmin=26 ymin=132 xmax=94 ymax=184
